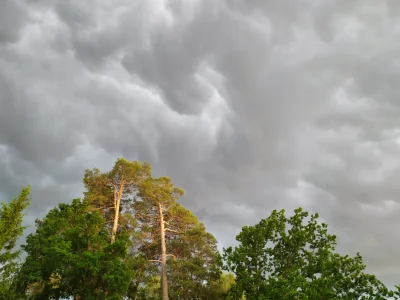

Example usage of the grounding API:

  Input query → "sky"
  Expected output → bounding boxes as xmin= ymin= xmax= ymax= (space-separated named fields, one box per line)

xmin=1 ymin=0 xmax=400 ymax=287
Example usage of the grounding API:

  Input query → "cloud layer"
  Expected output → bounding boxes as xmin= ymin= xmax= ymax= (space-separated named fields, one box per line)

xmin=1 ymin=0 xmax=400 ymax=286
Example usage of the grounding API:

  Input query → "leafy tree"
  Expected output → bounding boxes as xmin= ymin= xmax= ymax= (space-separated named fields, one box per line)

xmin=223 ymin=208 xmax=393 ymax=300
xmin=166 ymin=221 xmax=222 ymax=299
xmin=216 ymin=273 xmax=237 ymax=299
xmin=134 ymin=176 xmax=223 ymax=299
xmin=134 ymin=275 xmax=161 ymax=300
xmin=134 ymin=176 xmax=184 ymax=300
xmin=83 ymin=158 xmax=151 ymax=243
xmin=0 ymin=186 xmax=30 ymax=298
xmin=16 ymin=199 xmax=133 ymax=299
xmin=83 ymin=159 xmax=152 ymax=298
xmin=393 ymin=286 xmax=400 ymax=299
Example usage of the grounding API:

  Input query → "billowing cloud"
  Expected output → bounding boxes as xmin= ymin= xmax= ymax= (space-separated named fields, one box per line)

xmin=1 ymin=0 xmax=400 ymax=286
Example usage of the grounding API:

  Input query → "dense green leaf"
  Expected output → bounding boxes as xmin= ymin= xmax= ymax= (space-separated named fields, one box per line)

xmin=16 ymin=199 xmax=132 ymax=299
xmin=0 ymin=186 xmax=30 ymax=299
xmin=222 ymin=208 xmax=393 ymax=300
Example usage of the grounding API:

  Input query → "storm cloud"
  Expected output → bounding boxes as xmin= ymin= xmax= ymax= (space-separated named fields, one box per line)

xmin=1 ymin=0 xmax=400 ymax=286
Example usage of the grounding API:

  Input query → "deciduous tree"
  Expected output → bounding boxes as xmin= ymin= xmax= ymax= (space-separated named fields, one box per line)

xmin=223 ymin=208 xmax=393 ymax=300
xmin=16 ymin=199 xmax=132 ymax=299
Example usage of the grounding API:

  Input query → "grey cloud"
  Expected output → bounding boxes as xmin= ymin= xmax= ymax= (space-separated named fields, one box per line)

xmin=0 ymin=1 xmax=27 ymax=43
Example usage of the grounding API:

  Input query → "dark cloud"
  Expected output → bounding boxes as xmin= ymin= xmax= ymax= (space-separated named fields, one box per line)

xmin=0 ymin=1 xmax=27 ymax=43
xmin=1 ymin=0 xmax=400 ymax=287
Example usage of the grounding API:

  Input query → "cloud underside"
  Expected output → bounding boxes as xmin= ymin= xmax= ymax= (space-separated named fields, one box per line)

xmin=1 ymin=0 xmax=400 ymax=285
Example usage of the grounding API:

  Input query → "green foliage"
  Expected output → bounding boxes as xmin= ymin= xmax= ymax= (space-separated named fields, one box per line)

xmin=83 ymin=158 xmax=151 ymax=240
xmin=83 ymin=158 xmax=151 ymax=209
xmin=16 ymin=199 xmax=132 ymax=299
xmin=0 ymin=186 xmax=30 ymax=298
xmin=133 ymin=177 xmax=223 ymax=299
xmin=215 ymin=272 xmax=239 ymax=299
xmin=223 ymin=208 xmax=393 ymax=300
xmin=167 ymin=222 xmax=223 ymax=299
xmin=82 ymin=159 xmax=153 ymax=297
xmin=219 ymin=273 xmax=236 ymax=294
xmin=133 ymin=275 xmax=161 ymax=300
xmin=4 ymin=159 xmax=398 ymax=299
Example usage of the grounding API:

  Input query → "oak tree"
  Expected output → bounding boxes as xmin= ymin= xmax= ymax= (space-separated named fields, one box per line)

xmin=16 ymin=199 xmax=133 ymax=299
xmin=223 ymin=208 xmax=393 ymax=300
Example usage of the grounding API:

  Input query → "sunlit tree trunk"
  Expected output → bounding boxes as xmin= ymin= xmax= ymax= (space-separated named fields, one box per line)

xmin=111 ymin=178 xmax=124 ymax=244
xmin=159 ymin=203 xmax=169 ymax=300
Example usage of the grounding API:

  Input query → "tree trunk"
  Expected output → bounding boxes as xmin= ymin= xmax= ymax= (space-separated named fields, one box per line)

xmin=111 ymin=178 xmax=124 ymax=244
xmin=159 ymin=203 xmax=168 ymax=300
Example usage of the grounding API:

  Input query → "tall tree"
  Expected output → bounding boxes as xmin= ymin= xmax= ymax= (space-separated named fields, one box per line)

xmin=83 ymin=158 xmax=151 ymax=243
xmin=134 ymin=176 xmax=184 ymax=300
xmin=0 ymin=186 xmax=30 ymax=298
xmin=166 ymin=219 xmax=222 ymax=299
xmin=136 ymin=207 xmax=223 ymax=299
xmin=134 ymin=177 xmax=223 ymax=300
xmin=223 ymin=208 xmax=393 ymax=300
xmin=16 ymin=199 xmax=133 ymax=300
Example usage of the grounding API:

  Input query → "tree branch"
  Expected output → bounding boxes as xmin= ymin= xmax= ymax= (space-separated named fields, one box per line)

xmin=135 ymin=212 xmax=158 ymax=219
xmin=166 ymin=254 xmax=177 ymax=261
xmin=165 ymin=228 xmax=181 ymax=234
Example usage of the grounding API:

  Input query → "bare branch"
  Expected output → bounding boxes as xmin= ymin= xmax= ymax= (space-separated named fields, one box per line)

xmin=165 ymin=228 xmax=181 ymax=234
xmin=166 ymin=254 xmax=177 ymax=261
xmin=135 ymin=212 xmax=158 ymax=219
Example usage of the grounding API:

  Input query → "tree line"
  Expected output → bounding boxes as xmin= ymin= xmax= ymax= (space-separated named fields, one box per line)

xmin=0 ymin=158 xmax=399 ymax=299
